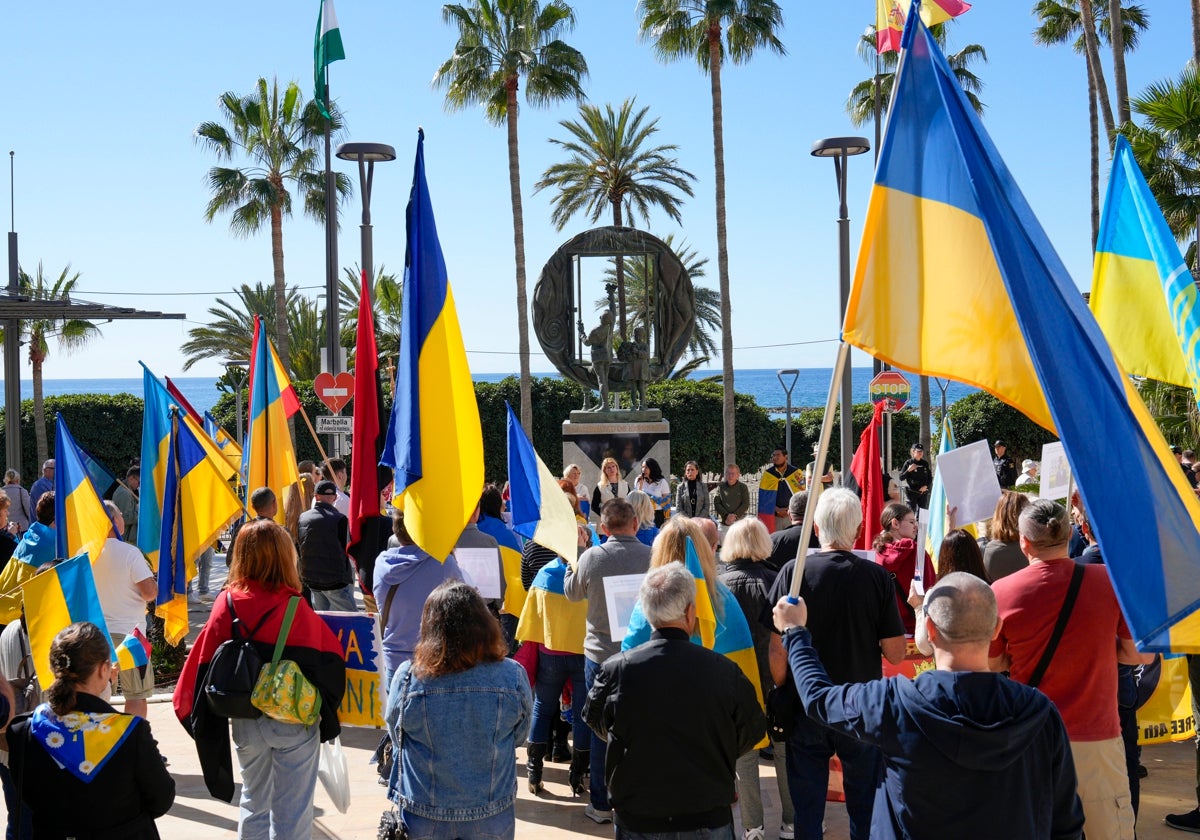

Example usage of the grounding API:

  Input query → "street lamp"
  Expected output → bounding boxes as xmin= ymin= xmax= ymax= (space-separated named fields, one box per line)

xmin=777 ymin=369 xmax=799 ymax=458
xmin=336 ymin=141 xmax=397 ymax=314
xmin=811 ymin=136 xmax=870 ymax=478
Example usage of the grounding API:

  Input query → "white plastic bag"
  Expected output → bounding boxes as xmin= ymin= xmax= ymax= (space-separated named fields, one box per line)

xmin=317 ymin=737 xmax=351 ymax=813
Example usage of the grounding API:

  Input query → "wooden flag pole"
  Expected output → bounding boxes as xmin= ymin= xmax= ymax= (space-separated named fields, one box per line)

xmin=296 ymin=402 xmax=332 ymax=467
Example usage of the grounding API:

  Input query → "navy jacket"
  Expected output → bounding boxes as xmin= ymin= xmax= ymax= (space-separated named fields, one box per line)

xmin=783 ymin=626 xmax=1083 ymax=840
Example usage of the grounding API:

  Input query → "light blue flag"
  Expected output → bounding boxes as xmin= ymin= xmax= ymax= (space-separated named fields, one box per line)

xmin=927 ymin=415 xmax=957 ymax=565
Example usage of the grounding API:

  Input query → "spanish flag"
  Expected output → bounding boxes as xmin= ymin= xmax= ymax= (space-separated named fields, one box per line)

xmin=245 ymin=320 xmax=300 ymax=527
xmin=515 ymin=558 xmax=587 ymax=654
xmin=53 ymin=415 xmax=116 ymax=566
xmin=844 ymin=12 xmax=1200 ymax=652
xmin=381 ymin=129 xmax=483 ymax=561
xmin=877 ymin=0 xmax=971 ymax=55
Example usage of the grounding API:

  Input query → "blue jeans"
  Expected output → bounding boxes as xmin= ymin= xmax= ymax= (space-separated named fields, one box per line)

xmin=311 ymin=583 xmax=357 ymax=612
xmin=615 ymin=824 xmax=734 ymax=840
xmin=786 ymin=716 xmax=881 ymax=840
xmin=0 ymin=760 xmax=32 ymax=840
xmin=191 ymin=545 xmax=214 ymax=595
xmin=402 ymin=806 xmax=514 ymax=840
xmin=585 ymin=656 xmax=609 ymax=810
xmin=530 ymin=652 xmax=587 ymax=748
xmin=231 ymin=716 xmax=321 ymax=840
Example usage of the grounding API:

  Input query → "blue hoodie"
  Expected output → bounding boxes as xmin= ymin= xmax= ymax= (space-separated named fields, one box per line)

xmin=372 ymin=545 xmax=461 ymax=684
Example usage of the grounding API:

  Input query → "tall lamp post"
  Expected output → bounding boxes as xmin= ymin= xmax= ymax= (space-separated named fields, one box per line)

xmin=336 ymin=142 xmax=397 ymax=316
xmin=777 ymin=368 xmax=799 ymax=458
xmin=811 ymin=136 xmax=870 ymax=477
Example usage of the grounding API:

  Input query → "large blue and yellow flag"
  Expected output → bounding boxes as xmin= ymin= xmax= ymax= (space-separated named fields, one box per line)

xmin=1091 ymin=135 xmax=1200 ymax=400
xmin=53 ymin=416 xmax=116 ymax=566
xmin=245 ymin=320 xmax=299 ymax=526
xmin=515 ymin=558 xmax=587 ymax=654
xmin=20 ymin=553 xmax=115 ymax=687
xmin=381 ymin=129 xmax=483 ymax=561
xmin=478 ymin=513 xmax=526 ymax=618
xmin=843 ymin=9 xmax=1200 ymax=651
xmin=138 ymin=364 xmax=172 ymax=569
xmin=203 ymin=411 xmax=244 ymax=477
xmin=157 ymin=409 xmax=245 ymax=645
xmin=506 ymin=402 xmax=579 ymax=566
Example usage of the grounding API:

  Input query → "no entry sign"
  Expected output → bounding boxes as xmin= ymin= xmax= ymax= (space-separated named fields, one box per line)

xmin=869 ymin=370 xmax=910 ymax=411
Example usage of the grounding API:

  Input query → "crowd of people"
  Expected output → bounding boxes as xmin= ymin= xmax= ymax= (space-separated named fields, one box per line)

xmin=0 ymin=440 xmax=1190 ymax=840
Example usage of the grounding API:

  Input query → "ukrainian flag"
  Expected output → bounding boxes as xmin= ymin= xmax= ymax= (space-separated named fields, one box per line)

xmin=381 ymin=129 xmax=483 ymax=562
xmin=115 ymin=627 xmax=151 ymax=679
xmin=844 ymin=10 xmax=1200 ymax=651
xmin=515 ymin=558 xmax=587 ymax=654
xmin=54 ymin=415 xmax=116 ymax=566
xmin=157 ymin=409 xmax=245 ymax=645
xmin=506 ymin=403 xmax=579 ymax=567
xmin=203 ymin=411 xmax=244 ymax=478
xmin=245 ymin=320 xmax=299 ymax=526
xmin=1091 ymin=135 xmax=1200 ymax=401
xmin=477 ymin=514 xmax=527 ymax=618
xmin=138 ymin=364 xmax=172 ymax=570
xmin=20 ymin=553 xmax=115 ymax=688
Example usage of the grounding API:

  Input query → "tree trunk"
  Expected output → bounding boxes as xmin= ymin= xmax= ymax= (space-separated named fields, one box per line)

xmin=1079 ymin=0 xmax=1116 ymax=140
xmin=708 ymin=25 xmax=736 ymax=467
xmin=1193 ymin=0 xmax=1200 ymax=65
xmin=1089 ymin=74 xmax=1100 ymax=250
xmin=1108 ymin=0 xmax=1130 ymax=126
xmin=612 ymin=199 xmax=628 ymax=340
xmin=31 ymin=346 xmax=46 ymax=468
xmin=268 ymin=197 xmax=296 ymax=443
xmin=506 ymin=79 xmax=533 ymax=437
xmin=919 ymin=375 xmax=931 ymax=455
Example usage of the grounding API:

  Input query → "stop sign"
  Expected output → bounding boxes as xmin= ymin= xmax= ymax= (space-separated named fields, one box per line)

xmin=869 ymin=370 xmax=910 ymax=411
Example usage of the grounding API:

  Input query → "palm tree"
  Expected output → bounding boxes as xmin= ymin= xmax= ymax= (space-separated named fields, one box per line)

xmin=195 ymin=77 xmax=352 ymax=378
xmin=17 ymin=263 xmax=102 ymax=465
xmin=534 ymin=98 xmax=696 ymax=338
xmin=1033 ymin=2 xmax=1148 ymax=245
xmin=1079 ymin=0 xmax=1116 ymax=138
xmin=434 ymin=0 xmax=588 ymax=435
xmin=338 ymin=264 xmax=403 ymax=362
xmin=637 ymin=0 xmax=785 ymax=466
xmin=181 ymin=282 xmax=305 ymax=371
xmin=1108 ymin=1 xmax=1129 ymax=126
xmin=1126 ymin=65 xmax=1200 ymax=271
xmin=1193 ymin=0 xmax=1200 ymax=64
xmin=847 ymin=25 xmax=986 ymax=126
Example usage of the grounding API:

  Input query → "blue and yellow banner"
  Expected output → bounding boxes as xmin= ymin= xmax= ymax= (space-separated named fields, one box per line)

xmin=842 ymin=11 xmax=1200 ymax=652
xmin=506 ymin=402 xmax=579 ymax=566
xmin=321 ymin=611 xmax=386 ymax=728
xmin=515 ymin=558 xmax=587 ymax=655
xmin=53 ymin=416 xmax=115 ymax=566
xmin=138 ymin=364 xmax=172 ymax=570
xmin=21 ymin=553 xmax=114 ymax=685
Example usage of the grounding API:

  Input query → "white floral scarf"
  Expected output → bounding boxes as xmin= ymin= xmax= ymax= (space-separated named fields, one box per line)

xmin=29 ymin=703 xmax=137 ymax=782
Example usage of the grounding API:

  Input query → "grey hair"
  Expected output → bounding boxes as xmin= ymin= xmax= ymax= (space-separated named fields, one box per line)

xmin=102 ymin=500 xmax=121 ymax=519
xmin=640 ymin=563 xmax=696 ymax=628
xmin=924 ymin=572 xmax=998 ymax=645
xmin=813 ymin=488 xmax=863 ymax=549
xmin=1018 ymin=498 xmax=1072 ymax=551
xmin=788 ymin=490 xmax=810 ymax=520
xmin=4 ymin=469 xmax=18 ymax=484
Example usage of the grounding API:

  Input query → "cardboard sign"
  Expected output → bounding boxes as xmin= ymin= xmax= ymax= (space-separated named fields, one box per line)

xmin=319 ymin=611 xmax=387 ymax=728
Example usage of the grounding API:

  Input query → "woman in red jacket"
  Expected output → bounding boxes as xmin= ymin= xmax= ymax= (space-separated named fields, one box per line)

xmin=174 ymin=520 xmax=345 ymax=839
xmin=872 ymin=502 xmax=937 ymax=636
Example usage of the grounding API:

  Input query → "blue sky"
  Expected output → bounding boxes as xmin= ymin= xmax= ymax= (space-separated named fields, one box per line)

xmin=5 ymin=1 xmax=1191 ymax=380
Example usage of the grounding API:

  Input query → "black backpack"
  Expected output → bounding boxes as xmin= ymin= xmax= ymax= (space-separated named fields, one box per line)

xmin=203 ymin=593 xmax=277 ymax=719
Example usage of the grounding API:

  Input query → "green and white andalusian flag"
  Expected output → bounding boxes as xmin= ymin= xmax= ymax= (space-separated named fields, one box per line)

xmin=314 ymin=0 xmax=345 ymax=120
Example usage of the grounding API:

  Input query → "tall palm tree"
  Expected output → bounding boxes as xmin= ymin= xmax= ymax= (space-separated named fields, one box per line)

xmin=637 ymin=0 xmax=785 ymax=466
xmin=338 ymin=264 xmax=403 ymax=362
xmin=17 ymin=263 xmax=102 ymax=465
xmin=1033 ymin=2 xmax=1148 ymax=245
xmin=1108 ymin=1 xmax=1129 ymax=126
xmin=1126 ymin=65 xmax=1200 ymax=270
xmin=196 ymin=77 xmax=352 ymax=378
xmin=181 ymin=282 xmax=304 ymax=371
xmin=847 ymin=25 xmax=986 ymax=126
xmin=1193 ymin=0 xmax=1200 ymax=65
xmin=1079 ymin=0 xmax=1116 ymax=138
xmin=534 ymin=98 xmax=696 ymax=338
xmin=286 ymin=297 xmax=325 ymax=381
xmin=434 ymin=0 xmax=588 ymax=435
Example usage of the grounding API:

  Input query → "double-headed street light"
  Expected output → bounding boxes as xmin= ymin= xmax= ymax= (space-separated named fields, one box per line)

xmin=811 ymin=136 xmax=870 ymax=477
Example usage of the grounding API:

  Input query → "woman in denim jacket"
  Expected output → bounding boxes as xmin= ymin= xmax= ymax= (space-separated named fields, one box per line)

xmin=386 ymin=581 xmax=532 ymax=840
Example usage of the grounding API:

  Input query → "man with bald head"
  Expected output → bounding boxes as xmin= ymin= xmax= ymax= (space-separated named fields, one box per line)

xmin=774 ymin=572 xmax=1084 ymax=840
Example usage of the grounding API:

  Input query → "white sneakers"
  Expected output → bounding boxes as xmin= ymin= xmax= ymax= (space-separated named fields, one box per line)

xmin=744 ymin=828 xmax=765 ymax=840
xmin=780 ymin=823 xmax=795 ymax=840
xmin=584 ymin=804 xmax=612 ymax=824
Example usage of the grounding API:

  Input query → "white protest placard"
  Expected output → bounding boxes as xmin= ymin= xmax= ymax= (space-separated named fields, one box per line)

xmin=934 ymin=439 xmax=1003 ymax=526
xmin=454 ymin=547 xmax=502 ymax=600
xmin=603 ymin=573 xmax=646 ymax=641
xmin=912 ymin=511 xmax=929 ymax=595
xmin=1039 ymin=441 xmax=1070 ymax=501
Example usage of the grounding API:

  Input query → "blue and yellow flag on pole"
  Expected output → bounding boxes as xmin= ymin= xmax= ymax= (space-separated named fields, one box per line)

xmin=506 ymin=403 xmax=579 ymax=566
xmin=843 ymin=7 xmax=1200 ymax=651
xmin=245 ymin=321 xmax=299 ymax=527
xmin=1091 ymin=135 xmax=1200 ymax=400
xmin=157 ymin=409 xmax=245 ymax=645
xmin=53 ymin=416 xmax=115 ymax=566
xmin=138 ymin=364 xmax=171 ymax=570
xmin=21 ymin=553 xmax=115 ymax=687
xmin=203 ymin=411 xmax=245 ymax=477
xmin=381 ymin=129 xmax=483 ymax=561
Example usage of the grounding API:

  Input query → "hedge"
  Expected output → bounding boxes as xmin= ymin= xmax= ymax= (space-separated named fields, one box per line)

xmin=944 ymin=391 xmax=1057 ymax=465
xmin=0 ymin=393 xmax=143 ymax=481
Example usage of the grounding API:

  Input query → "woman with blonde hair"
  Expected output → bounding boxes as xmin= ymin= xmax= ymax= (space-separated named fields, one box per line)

xmin=625 ymin=490 xmax=660 ymax=547
xmin=718 ymin=517 xmax=793 ymax=838
xmin=562 ymin=463 xmax=590 ymax=518
xmin=982 ymin=490 xmax=1031 ymax=582
xmin=174 ymin=519 xmax=346 ymax=838
xmin=590 ymin=457 xmax=628 ymax=521
xmin=282 ymin=473 xmax=315 ymax=545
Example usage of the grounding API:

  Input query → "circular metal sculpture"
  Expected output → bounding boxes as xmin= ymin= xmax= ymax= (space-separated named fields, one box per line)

xmin=533 ymin=226 xmax=696 ymax=402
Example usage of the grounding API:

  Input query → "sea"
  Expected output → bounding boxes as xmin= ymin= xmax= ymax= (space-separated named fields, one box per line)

xmin=0 ymin=368 xmax=978 ymax=419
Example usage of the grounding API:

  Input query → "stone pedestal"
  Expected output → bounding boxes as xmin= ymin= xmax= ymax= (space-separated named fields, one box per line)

xmin=563 ymin=414 xmax=670 ymax=490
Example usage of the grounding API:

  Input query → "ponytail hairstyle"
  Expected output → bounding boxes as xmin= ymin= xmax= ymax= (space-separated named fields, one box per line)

xmin=47 ymin=622 xmax=111 ymax=715
xmin=873 ymin=502 xmax=912 ymax=552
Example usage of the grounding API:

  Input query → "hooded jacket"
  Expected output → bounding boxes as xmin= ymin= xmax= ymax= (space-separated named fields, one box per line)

xmin=372 ymin=544 xmax=462 ymax=682
xmin=875 ymin=538 xmax=937 ymax=635
xmin=783 ymin=626 xmax=1083 ymax=840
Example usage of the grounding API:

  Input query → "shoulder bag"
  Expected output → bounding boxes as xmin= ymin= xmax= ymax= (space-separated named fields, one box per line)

xmin=250 ymin=596 xmax=322 ymax=725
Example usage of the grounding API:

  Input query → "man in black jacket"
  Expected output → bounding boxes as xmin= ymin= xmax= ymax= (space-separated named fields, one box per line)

xmin=993 ymin=440 xmax=1017 ymax=488
xmin=585 ymin=563 xmax=766 ymax=838
xmin=298 ymin=481 xmax=354 ymax=611
xmin=899 ymin=443 xmax=932 ymax=512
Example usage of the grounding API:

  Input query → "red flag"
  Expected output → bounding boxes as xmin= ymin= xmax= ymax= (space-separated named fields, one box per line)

xmin=348 ymin=271 xmax=393 ymax=588
xmin=850 ymin=400 xmax=888 ymax=550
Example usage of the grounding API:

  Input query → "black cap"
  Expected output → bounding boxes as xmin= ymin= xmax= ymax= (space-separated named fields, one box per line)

xmin=315 ymin=480 xmax=338 ymax=496
xmin=994 ymin=439 xmax=1007 ymax=448
xmin=911 ymin=443 xmax=924 ymax=451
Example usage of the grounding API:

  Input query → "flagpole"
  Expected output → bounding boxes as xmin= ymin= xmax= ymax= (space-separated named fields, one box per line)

xmin=296 ymin=400 xmax=332 ymax=468
xmin=323 ymin=73 xmax=341 ymax=458
xmin=788 ymin=341 xmax=851 ymax=601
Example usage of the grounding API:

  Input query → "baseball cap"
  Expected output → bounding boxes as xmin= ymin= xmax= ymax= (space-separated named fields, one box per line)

xmin=994 ymin=439 xmax=1007 ymax=448
xmin=315 ymin=480 xmax=338 ymax=496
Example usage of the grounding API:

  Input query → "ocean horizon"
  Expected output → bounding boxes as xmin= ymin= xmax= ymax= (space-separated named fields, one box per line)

xmin=0 ymin=368 xmax=978 ymax=421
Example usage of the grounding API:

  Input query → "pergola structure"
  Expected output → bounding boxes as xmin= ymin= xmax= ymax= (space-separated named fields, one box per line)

xmin=0 ymin=292 xmax=185 ymax=471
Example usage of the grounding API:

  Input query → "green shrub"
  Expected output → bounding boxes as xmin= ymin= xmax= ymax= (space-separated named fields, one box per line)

xmin=945 ymin=391 xmax=1057 ymax=465
xmin=0 ymin=393 xmax=143 ymax=481
xmin=786 ymin=403 xmax=921 ymax=470
xmin=644 ymin=380 xmax=778 ymax=475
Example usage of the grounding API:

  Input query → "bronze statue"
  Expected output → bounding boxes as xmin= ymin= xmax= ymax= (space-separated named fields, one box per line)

xmin=581 ymin=311 xmax=615 ymax=410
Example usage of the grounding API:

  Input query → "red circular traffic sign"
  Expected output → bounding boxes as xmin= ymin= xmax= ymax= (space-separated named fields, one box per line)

xmin=869 ymin=370 xmax=910 ymax=411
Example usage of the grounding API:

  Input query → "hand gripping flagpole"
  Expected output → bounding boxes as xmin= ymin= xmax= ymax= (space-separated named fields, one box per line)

xmin=787 ymin=341 xmax=851 ymax=602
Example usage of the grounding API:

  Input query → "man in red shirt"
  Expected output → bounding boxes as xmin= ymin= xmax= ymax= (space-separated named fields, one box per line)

xmin=989 ymin=499 xmax=1152 ymax=840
